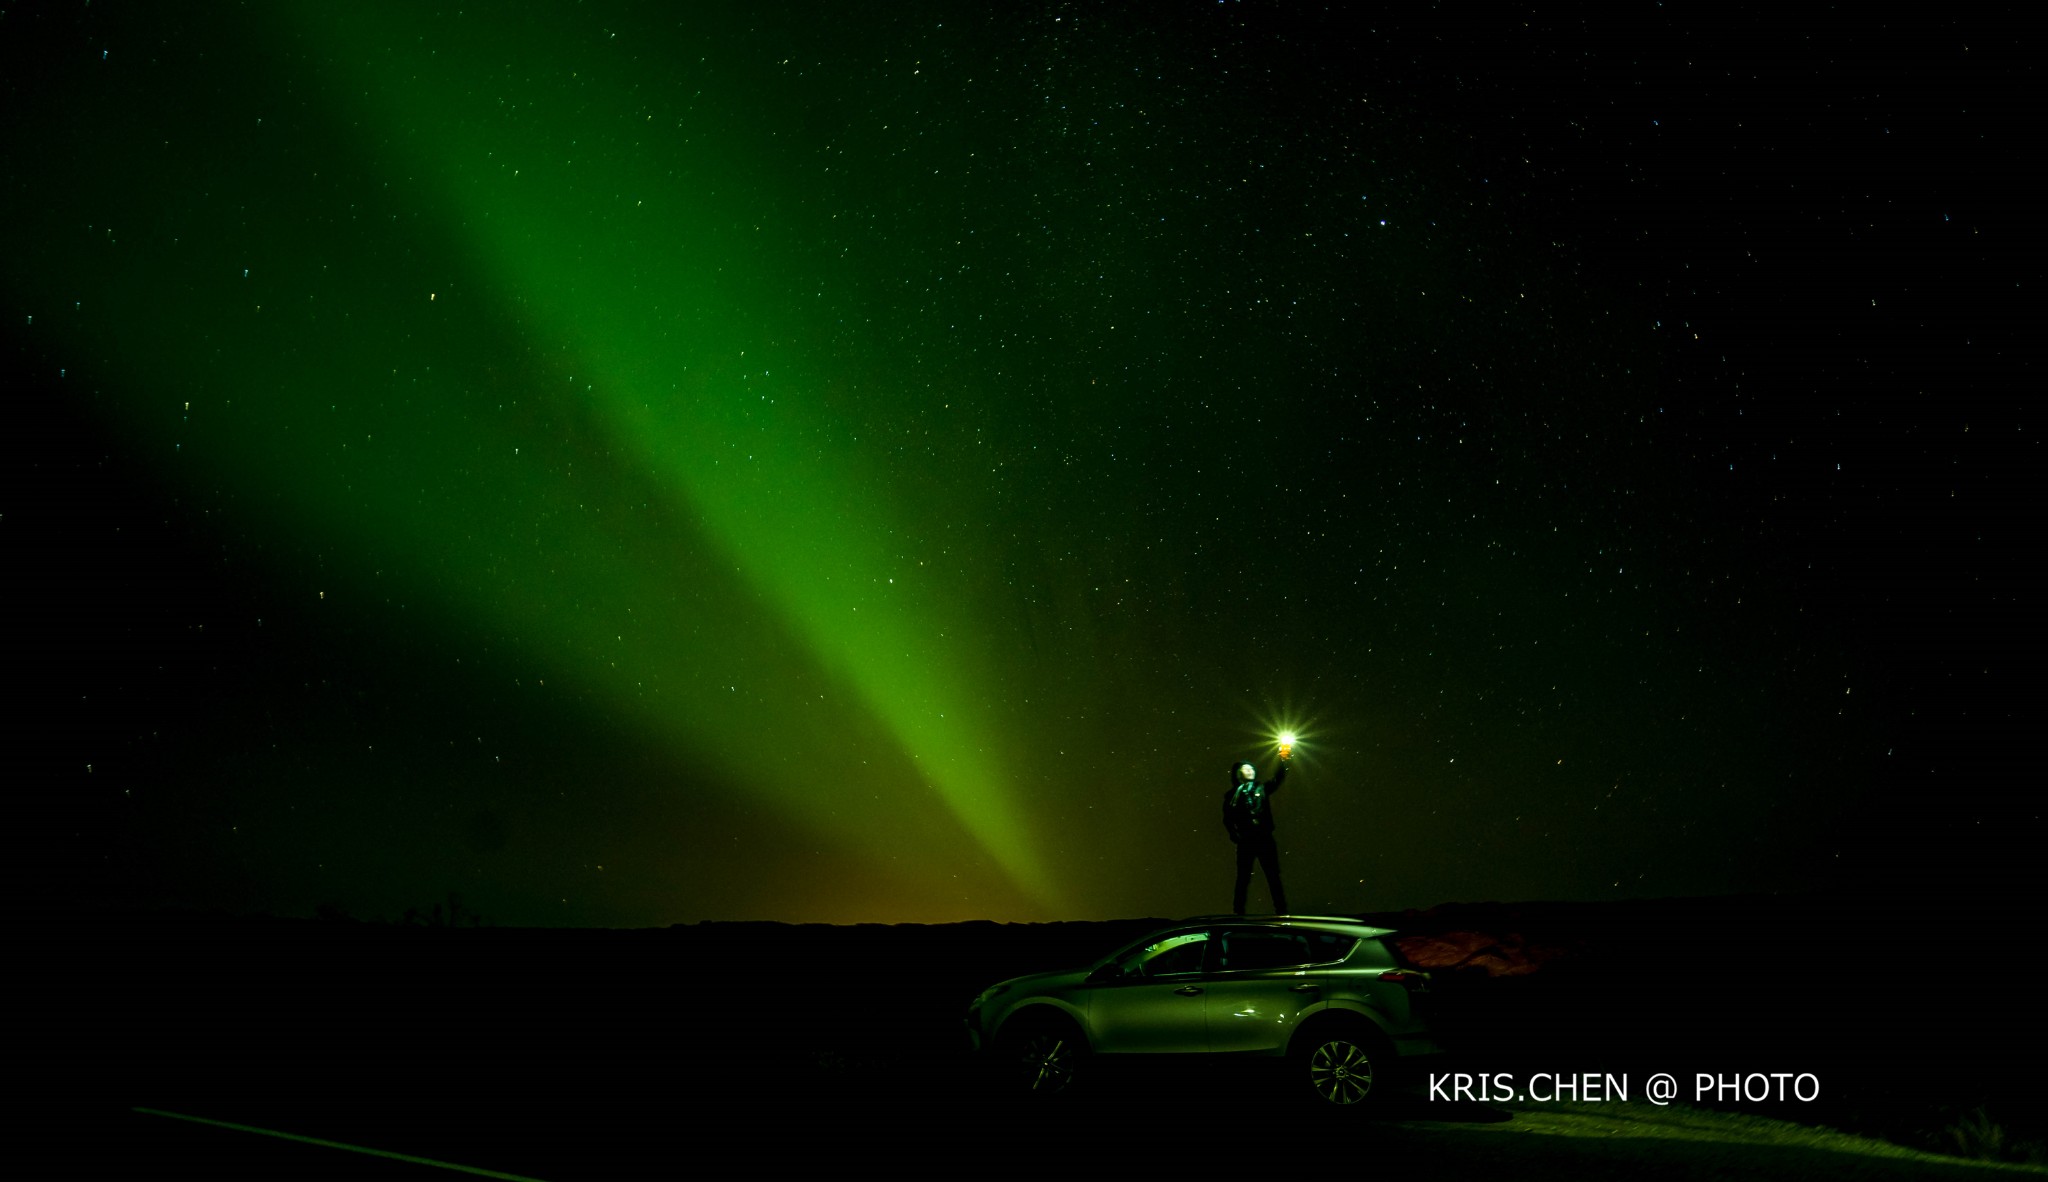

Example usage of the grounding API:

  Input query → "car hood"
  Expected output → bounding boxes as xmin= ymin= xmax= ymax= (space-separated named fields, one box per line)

xmin=988 ymin=965 xmax=1094 ymax=998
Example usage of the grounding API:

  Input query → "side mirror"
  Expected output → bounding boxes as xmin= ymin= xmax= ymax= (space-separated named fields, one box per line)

xmin=1085 ymin=962 xmax=1120 ymax=985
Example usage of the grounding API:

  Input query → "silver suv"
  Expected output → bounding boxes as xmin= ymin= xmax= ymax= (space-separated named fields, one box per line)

xmin=967 ymin=917 xmax=1439 ymax=1105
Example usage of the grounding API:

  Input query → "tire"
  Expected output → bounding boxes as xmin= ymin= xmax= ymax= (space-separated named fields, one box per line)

xmin=1291 ymin=1021 xmax=1388 ymax=1107
xmin=993 ymin=1013 xmax=1087 ymax=1098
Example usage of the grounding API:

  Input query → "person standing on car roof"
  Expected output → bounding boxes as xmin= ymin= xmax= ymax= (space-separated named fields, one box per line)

xmin=1223 ymin=753 xmax=1289 ymax=915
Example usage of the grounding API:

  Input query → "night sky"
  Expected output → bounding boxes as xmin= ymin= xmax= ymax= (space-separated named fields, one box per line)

xmin=7 ymin=3 xmax=2034 ymax=927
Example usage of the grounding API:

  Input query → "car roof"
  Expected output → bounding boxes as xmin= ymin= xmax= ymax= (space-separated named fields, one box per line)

xmin=1170 ymin=915 xmax=1396 ymax=939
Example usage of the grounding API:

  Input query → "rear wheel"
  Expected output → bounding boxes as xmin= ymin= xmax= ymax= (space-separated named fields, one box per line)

xmin=1291 ymin=1022 xmax=1387 ymax=1106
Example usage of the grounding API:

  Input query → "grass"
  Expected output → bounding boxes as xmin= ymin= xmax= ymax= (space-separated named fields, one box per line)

xmin=1421 ymin=1098 xmax=2048 ymax=1173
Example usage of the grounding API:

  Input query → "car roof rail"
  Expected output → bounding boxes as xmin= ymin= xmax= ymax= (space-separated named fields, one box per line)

xmin=1177 ymin=914 xmax=1371 ymax=925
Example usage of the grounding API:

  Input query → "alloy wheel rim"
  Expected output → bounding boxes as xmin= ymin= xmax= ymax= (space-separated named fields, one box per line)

xmin=1022 ymin=1034 xmax=1073 ymax=1092
xmin=1309 ymin=1039 xmax=1373 ymax=1104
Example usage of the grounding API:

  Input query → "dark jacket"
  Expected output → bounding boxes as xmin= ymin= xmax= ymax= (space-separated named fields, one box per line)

xmin=1223 ymin=763 xmax=1287 ymax=844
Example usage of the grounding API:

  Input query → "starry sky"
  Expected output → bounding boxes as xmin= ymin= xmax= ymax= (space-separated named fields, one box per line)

xmin=6 ymin=3 xmax=2034 ymax=926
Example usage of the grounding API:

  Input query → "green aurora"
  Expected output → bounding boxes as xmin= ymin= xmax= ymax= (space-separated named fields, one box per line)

xmin=306 ymin=2 xmax=1073 ymax=907
xmin=15 ymin=1 xmax=1993 ymax=926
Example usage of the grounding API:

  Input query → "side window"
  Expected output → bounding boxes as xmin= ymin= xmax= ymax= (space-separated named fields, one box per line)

xmin=1133 ymin=931 xmax=1211 ymax=979
xmin=1305 ymin=933 xmax=1360 ymax=965
xmin=1345 ymin=936 xmax=1396 ymax=969
xmin=1216 ymin=929 xmax=1313 ymax=972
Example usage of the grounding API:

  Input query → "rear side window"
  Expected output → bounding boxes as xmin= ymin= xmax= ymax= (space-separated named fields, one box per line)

xmin=1215 ymin=928 xmax=1357 ymax=971
xmin=1344 ymin=937 xmax=1396 ymax=969
xmin=1304 ymin=931 xmax=1361 ymax=965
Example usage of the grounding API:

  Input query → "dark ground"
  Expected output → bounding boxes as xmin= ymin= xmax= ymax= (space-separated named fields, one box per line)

xmin=27 ymin=895 xmax=2045 ymax=1179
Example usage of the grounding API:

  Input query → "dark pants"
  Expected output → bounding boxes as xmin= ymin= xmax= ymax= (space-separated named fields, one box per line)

xmin=1233 ymin=833 xmax=1288 ymax=915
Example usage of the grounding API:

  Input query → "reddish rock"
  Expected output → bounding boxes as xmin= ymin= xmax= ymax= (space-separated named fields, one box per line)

xmin=1394 ymin=929 xmax=1572 ymax=977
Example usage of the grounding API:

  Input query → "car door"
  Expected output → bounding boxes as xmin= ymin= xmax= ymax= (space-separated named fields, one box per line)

xmin=1086 ymin=928 xmax=1214 ymax=1053
xmin=1202 ymin=926 xmax=1328 ymax=1054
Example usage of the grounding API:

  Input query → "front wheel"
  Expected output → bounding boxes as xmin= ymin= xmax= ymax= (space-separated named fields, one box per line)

xmin=994 ymin=1017 xmax=1087 ymax=1097
xmin=1295 ymin=1028 xmax=1382 ymax=1106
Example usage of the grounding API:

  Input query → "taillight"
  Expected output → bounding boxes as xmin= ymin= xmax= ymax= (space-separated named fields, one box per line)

xmin=1380 ymin=969 xmax=1429 ymax=991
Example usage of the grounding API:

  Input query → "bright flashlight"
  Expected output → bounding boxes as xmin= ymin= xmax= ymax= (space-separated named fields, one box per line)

xmin=1278 ymin=731 xmax=1296 ymax=760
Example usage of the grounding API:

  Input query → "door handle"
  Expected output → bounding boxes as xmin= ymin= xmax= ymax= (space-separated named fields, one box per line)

xmin=1175 ymin=985 xmax=1204 ymax=996
xmin=1290 ymin=983 xmax=1321 ymax=993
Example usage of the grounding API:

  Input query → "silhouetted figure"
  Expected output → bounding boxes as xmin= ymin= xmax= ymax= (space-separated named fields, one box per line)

xmin=1224 ymin=757 xmax=1289 ymax=914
